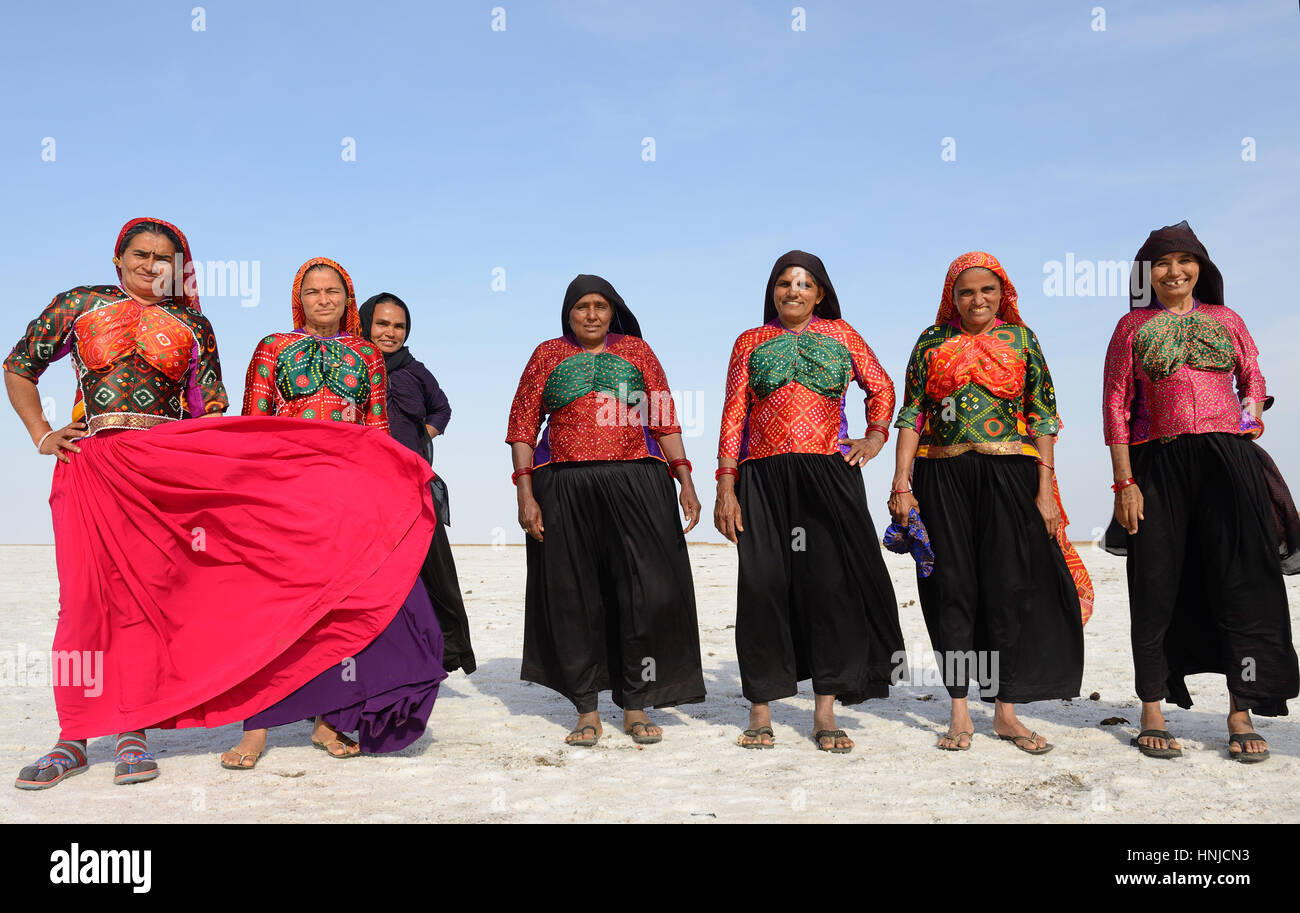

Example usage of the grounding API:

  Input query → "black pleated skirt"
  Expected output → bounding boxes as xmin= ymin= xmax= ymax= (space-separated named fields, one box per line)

xmin=1126 ymin=433 xmax=1298 ymax=716
xmin=734 ymin=453 xmax=903 ymax=705
xmin=419 ymin=516 xmax=477 ymax=675
xmin=521 ymin=459 xmax=706 ymax=713
xmin=912 ymin=452 xmax=1083 ymax=703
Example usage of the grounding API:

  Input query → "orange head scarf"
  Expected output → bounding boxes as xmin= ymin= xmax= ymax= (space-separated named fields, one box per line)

xmin=114 ymin=217 xmax=202 ymax=312
xmin=292 ymin=257 xmax=361 ymax=337
xmin=935 ymin=251 xmax=1023 ymax=327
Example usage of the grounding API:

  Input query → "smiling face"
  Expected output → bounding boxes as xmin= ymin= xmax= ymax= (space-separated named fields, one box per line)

xmin=368 ymin=299 xmax=408 ymax=354
xmin=952 ymin=267 xmax=1002 ymax=334
xmin=568 ymin=293 xmax=613 ymax=348
xmin=1150 ymin=251 xmax=1200 ymax=309
xmin=773 ymin=266 xmax=824 ymax=330
xmin=299 ymin=265 xmax=347 ymax=334
xmin=118 ymin=231 xmax=178 ymax=304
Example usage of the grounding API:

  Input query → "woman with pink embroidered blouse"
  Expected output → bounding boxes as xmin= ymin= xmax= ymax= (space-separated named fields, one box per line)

xmin=1104 ymin=221 xmax=1297 ymax=763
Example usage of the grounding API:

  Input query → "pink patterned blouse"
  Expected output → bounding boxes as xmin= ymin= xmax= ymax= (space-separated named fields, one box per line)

xmin=1102 ymin=301 xmax=1265 ymax=445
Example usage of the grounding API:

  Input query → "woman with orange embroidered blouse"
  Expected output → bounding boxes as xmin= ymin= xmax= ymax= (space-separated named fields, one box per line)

xmin=220 ymin=258 xmax=446 ymax=769
xmin=889 ymin=252 xmax=1090 ymax=755
xmin=715 ymin=250 xmax=903 ymax=753
xmin=507 ymin=274 xmax=705 ymax=748
xmin=1104 ymin=222 xmax=1297 ymax=763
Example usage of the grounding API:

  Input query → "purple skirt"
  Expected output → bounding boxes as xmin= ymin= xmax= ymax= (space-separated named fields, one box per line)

xmin=245 ymin=581 xmax=446 ymax=753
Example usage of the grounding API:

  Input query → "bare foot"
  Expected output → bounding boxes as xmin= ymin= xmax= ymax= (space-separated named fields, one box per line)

xmin=939 ymin=697 xmax=974 ymax=749
xmin=993 ymin=700 xmax=1048 ymax=751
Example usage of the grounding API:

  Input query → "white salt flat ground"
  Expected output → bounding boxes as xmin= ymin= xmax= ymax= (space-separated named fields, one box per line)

xmin=1 ymin=544 xmax=1297 ymax=824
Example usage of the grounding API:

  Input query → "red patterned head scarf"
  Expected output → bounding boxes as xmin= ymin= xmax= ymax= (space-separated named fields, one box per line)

xmin=935 ymin=251 xmax=1023 ymax=327
xmin=114 ymin=217 xmax=201 ymax=312
xmin=292 ymin=257 xmax=361 ymax=337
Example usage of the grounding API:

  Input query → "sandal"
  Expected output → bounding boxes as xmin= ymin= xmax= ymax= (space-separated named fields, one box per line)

xmin=114 ymin=733 xmax=160 ymax=785
xmin=220 ymin=748 xmax=263 ymax=770
xmin=565 ymin=725 xmax=599 ymax=747
xmin=737 ymin=725 xmax=775 ymax=749
xmin=624 ymin=721 xmax=662 ymax=745
xmin=14 ymin=740 xmax=89 ymax=791
xmin=1129 ymin=728 xmax=1182 ymax=760
xmin=814 ymin=729 xmax=853 ymax=753
xmin=998 ymin=731 xmax=1053 ymax=755
xmin=312 ymin=732 xmax=361 ymax=759
xmin=1227 ymin=732 xmax=1269 ymax=764
xmin=938 ymin=730 xmax=973 ymax=751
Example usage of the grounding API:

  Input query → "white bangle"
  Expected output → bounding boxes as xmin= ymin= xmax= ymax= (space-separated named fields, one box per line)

xmin=37 ymin=429 xmax=57 ymax=452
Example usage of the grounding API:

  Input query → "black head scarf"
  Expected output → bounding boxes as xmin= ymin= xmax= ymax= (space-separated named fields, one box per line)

xmin=763 ymin=250 xmax=842 ymax=324
xmin=359 ymin=292 xmax=415 ymax=373
xmin=561 ymin=274 xmax=642 ymax=340
xmin=1130 ymin=220 xmax=1225 ymax=309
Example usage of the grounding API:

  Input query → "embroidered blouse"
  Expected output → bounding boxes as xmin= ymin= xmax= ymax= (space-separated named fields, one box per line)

xmin=4 ymin=285 xmax=228 ymax=434
xmin=718 ymin=317 xmax=894 ymax=463
xmin=1102 ymin=302 xmax=1265 ymax=445
xmin=241 ymin=331 xmax=389 ymax=431
xmin=894 ymin=318 xmax=1060 ymax=459
xmin=506 ymin=334 xmax=680 ymax=467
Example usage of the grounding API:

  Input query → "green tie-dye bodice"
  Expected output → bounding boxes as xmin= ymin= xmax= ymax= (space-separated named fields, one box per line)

xmin=1133 ymin=309 xmax=1235 ymax=382
xmin=747 ymin=331 xmax=853 ymax=399
xmin=273 ymin=335 xmax=373 ymax=404
xmin=542 ymin=351 xmax=646 ymax=412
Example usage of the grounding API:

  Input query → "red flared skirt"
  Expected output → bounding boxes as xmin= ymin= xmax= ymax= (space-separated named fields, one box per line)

xmin=47 ymin=416 xmax=435 ymax=739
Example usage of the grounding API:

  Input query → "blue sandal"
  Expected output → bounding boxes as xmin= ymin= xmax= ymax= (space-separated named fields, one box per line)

xmin=15 ymin=740 xmax=89 ymax=790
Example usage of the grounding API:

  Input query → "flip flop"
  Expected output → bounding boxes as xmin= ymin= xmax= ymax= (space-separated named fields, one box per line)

xmin=1228 ymin=732 xmax=1269 ymax=764
xmin=624 ymin=721 xmax=662 ymax=744
xmin=220 ymin=749 xmax=263 ymax=771
xmin=113 ymin=735 xmax=160 ymax=785
xmin=999 ymin=731 xmax=1053 ymax=755
xmin=566 ymin=725 xmax=599 ymax=747
xmin=938 ymin=730 xmax=973 ymax=751
xmin=14 ymin=742 xmax=89 ymax=791
xmin=737 ymin=725 xmax=775 ymax=749
xmin=1129 ymin=728 xmax=1182 ymax=759
xmin=814 ymin=729 xmax=853 ymax=753
xmin=312 ymin=733 xmax=361 ymax=759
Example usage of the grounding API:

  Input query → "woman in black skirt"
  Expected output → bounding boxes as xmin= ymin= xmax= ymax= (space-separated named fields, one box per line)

xmin=1104 ymin=221 xmax=1298 ymax=762
xmin=359 ymin=292 xmax=476 ymax=674
xmin=506 ymin=275 xmax=705 ymax=746
xmin=889 ymin=252 xmax=1089 ymax=754
xmin=714 ymin=250 xmax=903 ymax=752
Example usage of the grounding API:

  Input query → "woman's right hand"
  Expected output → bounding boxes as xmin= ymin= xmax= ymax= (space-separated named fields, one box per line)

xmin=714 ymin=487 xmax=744 ymax=543
xmin=888 ymin=489 xmax=918 ymax=524
xmin=518 ymin=493 xmax=545 ymax=542
xmin=39 ymin=421 xmax=87 ymax=464
xmin=1114 ymin=483 xmax=1143 ymax=535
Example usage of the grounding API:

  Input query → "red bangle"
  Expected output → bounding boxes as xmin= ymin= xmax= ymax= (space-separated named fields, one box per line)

xmin=511 ymin=467 xmax=533 ymax=485
xmin=867 ymin=423 xmax=890 ymax=442
xmin=669 ymin=458 xmax=692 ymax=473
xmin=891 ymin=488 xmax=912 ymax=494
xmin=1035 ymin=459 xmax=1054 ymax=471
xmin=1111 ymin=477 xmax=1137 ymax=492
xmin=715 ymin=467 xmax=739 ymax=481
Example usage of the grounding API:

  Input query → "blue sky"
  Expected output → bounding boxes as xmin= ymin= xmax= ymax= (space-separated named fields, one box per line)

xmin=2 ymin=1 xmax=1297 ymax=544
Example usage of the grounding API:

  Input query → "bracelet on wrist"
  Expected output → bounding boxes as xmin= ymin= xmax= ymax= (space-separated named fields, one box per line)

xmin=1111 ymin=477 xmax=1137 ymax=492
xmin=715 ymin=467 xmax=739 ymax=481
xmin=37 ymin=429 xmax=57 ymax=452
xmin=511 ymin=467 xmax=534 ymax=486
xmin=891 ymin=488 xmax=912 ymax=494
xmin=1035 ymin=459 xmax=1054 ymax=471
xmin=669 ymin=458 xmax=692 ymax=474
xmin=867 ymin=422 xmax=890 ymax=442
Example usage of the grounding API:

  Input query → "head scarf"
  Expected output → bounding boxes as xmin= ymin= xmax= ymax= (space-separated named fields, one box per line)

xmin=358 ymin=292 xmax=415 ymax=373
xmin=935 ymin=251 xmax=1023 ymax=327
xmin=561 ymin=274 xmax=642 ymax=340
xmin=762 ymin=250 xmax=841 ymax=325
xmin=292 ymin=257 xmax=361 ymax=337
xmin=114 ymin=217 xmax=201 ymax=312
xmin=1130 ymin=220 xmax=1224 ymax=309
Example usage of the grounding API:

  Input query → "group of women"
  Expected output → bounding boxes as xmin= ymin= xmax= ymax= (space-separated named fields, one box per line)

xmin=4 ymin=217 xmax=1296 ymax=791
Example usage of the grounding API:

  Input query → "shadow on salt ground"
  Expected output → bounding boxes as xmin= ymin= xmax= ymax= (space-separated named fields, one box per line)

xmin=469 ymin=656 xmax=698 ymax=732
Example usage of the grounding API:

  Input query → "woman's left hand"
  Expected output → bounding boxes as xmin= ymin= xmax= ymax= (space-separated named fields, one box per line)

xmin=1036 ymin=488 xmax=1061 ymax=538
xmin=679 ymin=481 xmax=701 ymax=534
xmin=838 ymin=431 xmax=886 ymax=467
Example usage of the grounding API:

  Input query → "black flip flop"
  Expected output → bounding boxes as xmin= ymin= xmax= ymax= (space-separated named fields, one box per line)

xmin=624 ymin=721 xmax=662 ymax=745
xmin=1130 ymin=728 xmax=1182 ymax=759
xmin=1228 ymin=732 xmax=1269 ymax=763
xmin=566 ymin=725 xmax=599 ymax=747
xmin=737 ymin=725 xmax=775 ymax=749
xmin=814 ymin=729 xmax=853 ymax=753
